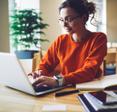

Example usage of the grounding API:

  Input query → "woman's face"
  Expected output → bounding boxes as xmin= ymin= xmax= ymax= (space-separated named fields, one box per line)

xmin=59 ymin=7 xmax=86 ymax=35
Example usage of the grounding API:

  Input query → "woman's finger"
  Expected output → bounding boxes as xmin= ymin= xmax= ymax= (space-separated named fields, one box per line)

xmin=28 ymin=73 xmax=33 ymax=76
xmin=35 ymin=82 xmax=47 ymax=88
xmin=32 ymin=76 xmax=45 ymax=87
xmin=28 ymin=71 xmax=40 ymax=79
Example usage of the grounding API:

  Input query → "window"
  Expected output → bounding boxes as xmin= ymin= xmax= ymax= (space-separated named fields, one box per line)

xmin=14 ymin=0 xmax=39 ymax=10
xmin=9 ymin=0 xmax=40 ymax=52
xmin=87 ymin=0 xmax=106 ymax=33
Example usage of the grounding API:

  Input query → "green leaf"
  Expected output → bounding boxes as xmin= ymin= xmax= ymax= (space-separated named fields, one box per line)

xmin=10 ymin=9 xmax=49 ymax=50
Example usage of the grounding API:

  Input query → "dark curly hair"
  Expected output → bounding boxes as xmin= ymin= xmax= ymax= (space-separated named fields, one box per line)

xmin=59 ymin=0 xmax=96 ymax=23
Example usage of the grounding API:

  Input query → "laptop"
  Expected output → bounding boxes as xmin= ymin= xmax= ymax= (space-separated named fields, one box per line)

xmin=0 ymin=52 xmax=65 ymax=96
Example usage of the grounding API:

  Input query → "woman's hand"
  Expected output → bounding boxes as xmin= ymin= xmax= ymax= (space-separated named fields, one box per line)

xmin=28 ymin=70 xmax=44 ymax=84
xmin=28 ymin=70 xmax=58 ymax=88
xmin=32 ymin=76 xmax=58 ymax=88
xmin=28 ymin=70 xmax=44 ymax=79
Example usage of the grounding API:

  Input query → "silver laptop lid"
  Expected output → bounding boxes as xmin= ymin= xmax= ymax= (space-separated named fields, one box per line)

xmin=0 ymin=52 xmax=36 ymax=95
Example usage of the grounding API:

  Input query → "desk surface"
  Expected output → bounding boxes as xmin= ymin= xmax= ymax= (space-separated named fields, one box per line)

xmin=0 ymin=85 xmax=84 ymax=112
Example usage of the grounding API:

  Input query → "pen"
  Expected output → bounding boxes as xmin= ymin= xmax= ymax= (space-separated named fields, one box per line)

xmin=55 ymin=89 xmax=79 ymax=97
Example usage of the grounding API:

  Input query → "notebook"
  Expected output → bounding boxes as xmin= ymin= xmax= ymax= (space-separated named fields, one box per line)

xmin=78 ymin=94 xmax=96 ymax=112
xmin=78 ymin=91 xmax=117 ymax=112
xmin=76 ymin=75 xmax=117 ymax=91
xmin=81 ymin=91 xmax=117 ymax=112
xmin=0 ymin=52 xmax=65 ymax=96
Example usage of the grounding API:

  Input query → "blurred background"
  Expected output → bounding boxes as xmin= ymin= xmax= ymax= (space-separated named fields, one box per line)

xmin=0 ymin=0 xmax=117 ymax=75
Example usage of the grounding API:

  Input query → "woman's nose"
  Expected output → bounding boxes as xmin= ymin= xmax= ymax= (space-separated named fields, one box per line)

xmin=63 ymin=21 xmax=69 ymax=27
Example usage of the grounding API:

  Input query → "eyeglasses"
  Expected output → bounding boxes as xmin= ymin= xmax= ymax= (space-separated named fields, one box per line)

xmin=58 ymin=15 xmax=80 ymax=24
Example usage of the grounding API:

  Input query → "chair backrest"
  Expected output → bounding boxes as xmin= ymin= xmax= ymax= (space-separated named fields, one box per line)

xmin=32 ymin=52 xmax=42 ymax=72
xmin=100 ymin=60 xmax=106 ymax=76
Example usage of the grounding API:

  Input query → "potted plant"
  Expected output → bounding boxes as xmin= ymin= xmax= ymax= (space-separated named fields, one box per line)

xmin=10 ymin=9 xmax=49 ymax=59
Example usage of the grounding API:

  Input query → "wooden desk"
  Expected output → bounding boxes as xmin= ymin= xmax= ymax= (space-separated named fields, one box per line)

xmin=0 ymin=85 xmax=84 ymax=112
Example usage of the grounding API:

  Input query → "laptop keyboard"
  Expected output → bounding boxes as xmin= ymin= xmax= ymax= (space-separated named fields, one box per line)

xmin=34 ymin=86 xmax=52 ymax=92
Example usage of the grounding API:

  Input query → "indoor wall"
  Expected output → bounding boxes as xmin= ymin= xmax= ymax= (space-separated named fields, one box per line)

xmin=107 ymin=0 xmax=117 ymax=42
xmin=40 ymin=0 xmax=62 ymax=51
xmin=0 ymin=0 xmax=9 ymax=52
xmin=0 ymin=0 xmax=117 ymax=52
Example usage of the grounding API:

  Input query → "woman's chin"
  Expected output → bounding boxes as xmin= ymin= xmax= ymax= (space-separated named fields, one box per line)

xmin=65 ymin=30 xmax=73 ymax=34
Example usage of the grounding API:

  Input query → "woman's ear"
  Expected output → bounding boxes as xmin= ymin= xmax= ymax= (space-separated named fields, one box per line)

xmin=82 ymin=14 xmax=88 ymax=25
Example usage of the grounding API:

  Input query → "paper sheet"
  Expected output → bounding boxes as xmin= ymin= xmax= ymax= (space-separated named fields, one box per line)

xmin=42 ymin=104 xmax=66 ymax=112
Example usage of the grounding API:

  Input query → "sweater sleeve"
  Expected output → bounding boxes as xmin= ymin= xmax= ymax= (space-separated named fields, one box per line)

xmin=64 ymin=33 xmax=107 ymax=85
xmin=38 ymin=37 xmax=60 ymax=76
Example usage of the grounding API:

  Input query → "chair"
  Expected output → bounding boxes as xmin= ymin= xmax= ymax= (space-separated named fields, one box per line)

xmin=32 ymin=51 xmax=61 ymax=74
xmin=100 ymin=60 xmax=106 ymax=76
xmin=32 ymin=51 xmax=43 ymax=72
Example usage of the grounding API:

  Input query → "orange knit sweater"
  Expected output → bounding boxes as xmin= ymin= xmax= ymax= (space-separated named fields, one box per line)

xmin=39 ymin=32 xmax=107 ymax=85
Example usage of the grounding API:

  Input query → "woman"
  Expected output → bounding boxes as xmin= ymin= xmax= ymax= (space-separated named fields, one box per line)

xmin=28 ymin=0 xmax=107 ymax=89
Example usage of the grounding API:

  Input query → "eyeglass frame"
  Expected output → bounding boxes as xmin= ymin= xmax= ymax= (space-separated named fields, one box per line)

xmin=58 ymin=15 xmax=80 ymax=24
